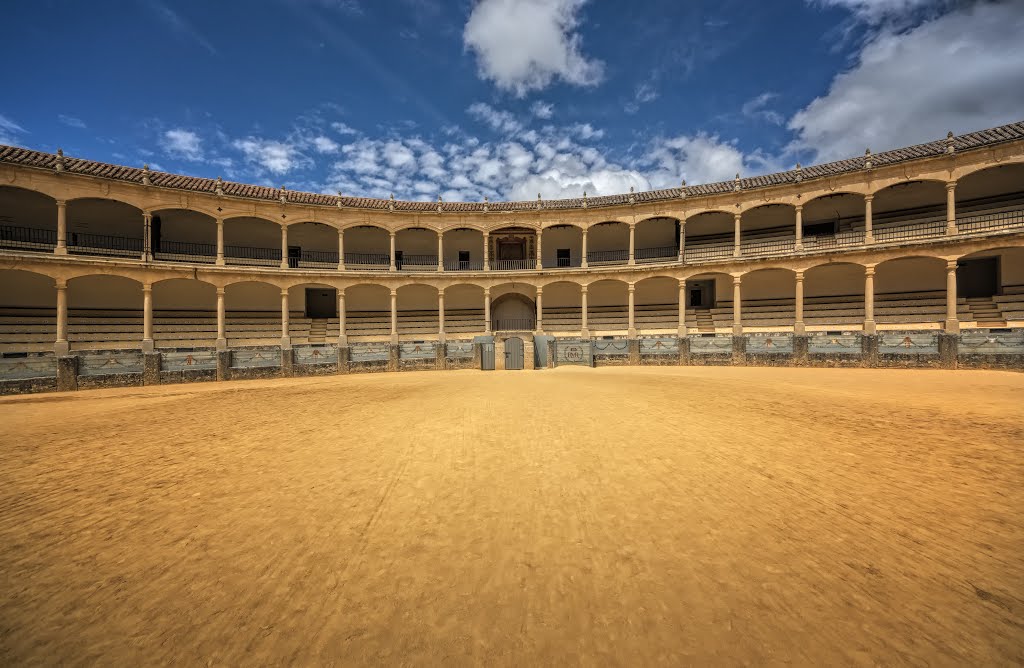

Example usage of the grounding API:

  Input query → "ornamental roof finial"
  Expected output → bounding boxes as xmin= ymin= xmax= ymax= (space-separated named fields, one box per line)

xmin=215 ymin=175 xmax=223 ymax=195
xmin=537 ymin=192 xmax=543 ymax=209
xmin=680 ymin=179 xmax=686 ymax=199
xmin=582 ymin=190 xmax=588 ymax=208
xmin=483 ymin=195 xmax=489 ymax=213
xmin=279 ymin=186 xmax=288 ymax=204
xmin=946 ymin=131 xmax=955 ymax=154
xmin=795 ymin=162 xmax=803 ymax=183
xmin=388 ymin=193 xmax=395 ymax=212
xmin=55 ymin=148 xmax=65 ymax=172
xmin=142 ymin=164 xmax=151 ymax=186
xmin=864 ymin=148 xmax=873 ymax=170
xmin=734 ymin=173 xmax=741 ymax=191
xmin=628 ymin=185 xmax=636 ymax=205
xmin=336 ymin=191 xmax=343 ymax=208
xmin=437 ymin=194 xmax=443 ymax=213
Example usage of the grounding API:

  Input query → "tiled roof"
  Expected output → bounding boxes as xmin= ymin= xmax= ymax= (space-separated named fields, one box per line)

xmin=1 ymin=121 xmax=1022 ymax=212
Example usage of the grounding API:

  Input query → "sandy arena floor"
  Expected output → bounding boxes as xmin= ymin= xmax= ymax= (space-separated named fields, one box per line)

xmin=1 ymin=366 xmax=1022 ymax=666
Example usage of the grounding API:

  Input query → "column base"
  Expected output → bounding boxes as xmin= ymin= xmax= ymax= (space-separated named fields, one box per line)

xmin=438 ymin=332 xmax=447 ymax=344
xmin=581 ymin=328 xmax=590 ymax=338
xmin=863 ymin=319 xmax=877 ymax=335
xmin=581 ymin=261 xmax=588 ymax=269
xmin=946 ymin=223 xmax=958 ymax=236
xmin=795 ymin=241 xmax=803 ymax=251
xmin=337 ymin=264 xmax=345 ymax=271
xmin=54 ymin=340 xmax=70 ymax=357
xmin=627 ymin=328 xmax=637 ymax=338
xmin=54 ymin=247 xmax=68 ymax=256
xmin=280 ymin=336 xmax=292 ymax=350
xmin=216 ymin=258 xmax=225 ymax=266
xmin=677 ymin=326 xmax=688 ymax=337
xmin=280 ymin=348 xmax=295 ymax=377
xmin=390 ymin=333 xmax=399 ymax=344
xmin=865 ymin=233 xmax=874 ymax=244
xmin=280 ymin=263 xmax=289 ymax=270
xmin=944 ymin=318 xmax=960 ymax=334
xmin=216 ymin=337 xmax=228 ymax=351
xmin=142 ymin=338 xmax=155 ymax=353
xmin=216 ymin=350 xmax=231 ymax=381
xmin=794 ymin=321 xmax=806 ymax=335
xmin=732 ymin=324 xmax=743 ymax=336
xmin=338 ymin=335 xmax=348 ymax=347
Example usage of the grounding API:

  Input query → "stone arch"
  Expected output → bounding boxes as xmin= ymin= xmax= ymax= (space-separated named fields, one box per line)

xmin=0 ymin=185 xmax=59 ymax=252
xmin=540 ymin=280 xmax=582 ymax=332
xmin=634 ymin=216 xmax=680 ymax=262
xmin=539 ymin=224 xmax=581 ymax=268
xmin=223 ymin=216 xmax=283 ymax=267
xmin=953 ymin=162 xmax=1024 ymax=230
xmin=343 ymin=224 xmax=391 ymax=269
xmin=585 ymin=221 xmax=629 ymax=264
xmin=287 ymin=221 xmax=339 ymax=268
xmin=443 ymin=283 xmax=486 ymax=335
xmin=739 ymin=267 xmax=798 ymax=329
xmin=684 ymin=210 xmax=734 ymax=260
xmin=441 ymin=227 xmax=485 ymax=270
xmin=150 ymin=208 xmax=218 ymax=262
xmin=870 ymin=180 xmax=948 ymax=238
xmin=0 ymin=269 xmax=58 ymax=353
xmin=65 ymin=197 xmax=145 ymax=255
xmin=394 ymin=227 xmax=439 ymax=270
xmin=634 ymin=276 xmax=680 ymax=332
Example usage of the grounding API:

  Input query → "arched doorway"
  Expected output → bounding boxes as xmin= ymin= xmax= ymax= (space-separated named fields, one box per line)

xmin=491 ymin=291 xmax=535 ymax=331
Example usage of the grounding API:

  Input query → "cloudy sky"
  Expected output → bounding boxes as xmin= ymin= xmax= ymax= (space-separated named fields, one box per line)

xmin=2 ymin=0 xmax=1022 ymax=202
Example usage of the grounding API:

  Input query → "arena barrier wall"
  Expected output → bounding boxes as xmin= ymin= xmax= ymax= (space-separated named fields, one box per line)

xmin=2 ymin=329 xmax=1022 ymax=395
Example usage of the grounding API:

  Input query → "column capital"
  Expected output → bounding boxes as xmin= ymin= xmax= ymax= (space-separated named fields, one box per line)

xmin=864 ymin=266 xmax=875 ymax=276
xmin=946 ymin=259 xmax=958 ymax=271
xmin=483 ymin=286 xmax=490 ymax=296
xmin=795 ymin=270 xmax=804 ymax=281
xmin=580 ymin=285 xmax=588 ymax=294
xmin=216 ymin=287 xmax=226 ymax=295
xmin=142 ymin=283 xmax=153 ymax=292
xmin=794 ymin=204 xmax=803 ymax=212
xmin=55 ymin=278 xmax=67 ymax=290
xmin=390 ymin=288 xmax=398 ymax=297
xmin=945 ymin=180 xmax=957 ymax=191
xmin=56 ymin=199 xmax=66 ymax=207
xmin=281 ymin=288 xmax=289 ymax=297
xmin=734 ymin=212 xmax=742 ymax=221
xmin=678 ymin=278 xmax=686 ymax=288
xmin=438 ymin=287 xmax=445 ymax=297
xmin=864 ymin=193 xmax=874 ymax=202
xmin=627 ymin=284 xmax=635 ymax=293
xmin=732 ymin=275 xmax=742 ymax=285
xmin=389 ymin=230 xmax=396 ymax=237
xmin=536 ymin=286 xmax=543 ymax=295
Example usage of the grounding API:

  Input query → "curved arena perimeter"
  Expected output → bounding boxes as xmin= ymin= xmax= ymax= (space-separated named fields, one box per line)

xmin=1 ymin=122 xmax=1023 ymax=388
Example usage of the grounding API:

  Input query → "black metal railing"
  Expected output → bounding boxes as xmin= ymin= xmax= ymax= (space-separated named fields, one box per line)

xmin=635 ymin=245 xmax=679 ymax=262
xmin=444 ymin=259 xmax=485 ymax=271
xmin=297 ymin=249 xmax=339 ymax=267
xmin=872 ymin=219 xmax=945 ymax=243
xmin=153 ymin=239 xmax=217 ymax=263
xmin=67 ymin=232 xmax=143 ymax=256
xmin=801 ymin=230 xmax=863 ymax=250
xmin=587 ymin=249 xmax=628 ymax=264
xmin=492 ymin=259 xmax=535 ymax=271
xmin=398 ymin=254 xmax=439 ymax=270
xmin=957 ymin=208 xmax=1024 ymax=234
xmin=492 ymin=318 xmax=535 ymax=331
xmin=344 ymin=252 xmax=391 ymax=269
xmin=741 ymin=238 xmax=796 ymax=257
xmin=543 ymin=257 xmax=582 ymax=269
xmin=683 ymin=243 xmax=733 ymax=262
xmin=0 ymin=225 xmax=57 ymax=251
xmin=224 ymin=245 xmax=281 ymax=266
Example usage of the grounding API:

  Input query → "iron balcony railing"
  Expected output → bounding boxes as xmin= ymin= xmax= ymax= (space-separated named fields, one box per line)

xmin=741 ymin=238 xmax=796 ymax=257
xmin=957 ymin=208 xmax=1024 ymax=234
xmin=587 ymin=249 xmax=628 ymax=264
xmin=343 ymin=252 xmax=391 ymax=269
xmin=492 ymin=259 xmax=535 ymax=271
xmin=492 ymin=318 xmax=536 ymax=331
xmin=543 ymin=257 xmax=582 ymax=269
xmin=68 ymin=232 xmax=143 ymax=257
xmin=296 ymin=249 xmax=339 ymax=268
xmin=153 ymin=240 xmax=217 ymax=263
xmin=444 ymin=259 xmax=485 ymax=271
xmin=872 ymin=218 xmax=945 ymax=243
xmin=0 ymin=225 xmax=57 ymax=251
xmin=398 ymin=254 xmax=439 ymax=271
xmin=224 ymin=245 xmax=281 ymax=266
xmin=635 ymin=245 xmax=679 ymax=262
xmin=801 ymin=230 xmax=864 ymax=250
xmin=683 ymin=243 xmax=733 ymax=262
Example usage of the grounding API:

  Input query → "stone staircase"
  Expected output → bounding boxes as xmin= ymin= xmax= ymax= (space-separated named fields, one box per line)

xmin=966 ymin=297 xmax=1006 ymax=327
xmin=692 ymin=309 xmax=715 ymax=333
xmin=308 ymin=319 xmax=328 ymax=343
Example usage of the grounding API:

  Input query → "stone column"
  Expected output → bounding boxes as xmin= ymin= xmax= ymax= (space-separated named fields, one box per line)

xmin=677 ymin=279 xmax=687 ymax=336
xmin=733 ymin=213 xmax=742 ymax=257
xmin=581 ymin=285 xmax=589 ymax=337
xmin=281 ymin=289 xmax=291 ymax=348
xmin=945 ymin=260 xmax=960 ymax=333
xmin=864 ymin=266 xmax=876 ymax=334
xmin=483 ymin=232 xmax=490 ymax=271
xmin=732 ymin=276 xmax=743 ymax=336
xmin=55 ymin=278 xmax=69 ymax=356
xmin=216 ymin=287 xmax=227 ymax=350
xmin=627 ymin=284 xmax=636 ymax=337
xmin=437 ymin=231 xmax=444 ymax=271
xmin=438 ymin=289 xmax=446 ymax=343
xmin=337 ymin=228 xmax=345 ymax=270
xmin=678 ymin=219 xmax=686 ymax=261
xmin=142 ymin=212 xmax=152 ymax=261
xmin=280 ymin=224 xmax=289 ymax=269
xmin=794 ymin=271 xmax=805 ymax=335
xmin=581 ymin=227 xmax=589 ymax=268
xmin=946 ymin=181 xmax=958 ymax=235
xmin=536 ymin=228 xmax=543 ymax=270
xmin=216 ymin=218 xmax=225 ymax=265
xmin=142 ymin=283 xmax=154 ymax=353
xmin=390 ymin=288 xmax=398 ymax=343
xmin=864 ymin=194 xmax=874 ymax=244
xmin=628 ymin=224 xmax=636 ymax=265
xmin=535 ymin=286 xmax=544 ymax=333
xmin=484 ymin=287 xmax=491 ymax=333
xmin=795 ymin=205 xmax=803 ymax=250
xmin=337 ymin=289 xmax=347 ymax=346
xmin=389 ymin=232 xmax=397 ymax=271
xmin=55 ymin=200 xmax=67 ymax=255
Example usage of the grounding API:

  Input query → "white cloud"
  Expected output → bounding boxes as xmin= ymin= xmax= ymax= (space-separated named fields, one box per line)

xmin=530 ymin=101 xmax=554 ymax=119
xmin=467 ymin=102 xmax=523 ymax=134
xmin=810 ymin=0 xmax=952 ymax=23
xmin=161 ymin=128 xmax=204 ymax=161
xmin=330 ymin=121 xmax=359 ymax=135
xmin=741 ymin=92 xmax=784 ymax=126
xmin=312 ymin=136 xmax=340 ymax=153
xmin=0 ymin=114 xmax=25 ymax=145
xmin=789 ymin=1 xmax=1024 ymax=163
xmin=640 ymin=133 xmax=774 ymax=189
xmin=57 ymin=114 xmax=87 ymax=129
xmin=463 ymin=0 xmax=604 ymax=96
xmin=232 ymin=137 xmax=310 ymax=175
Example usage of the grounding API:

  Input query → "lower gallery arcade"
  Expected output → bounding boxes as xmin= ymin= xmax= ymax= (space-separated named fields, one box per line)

xmin=1 ymin=245 xmax=1023 ymax=391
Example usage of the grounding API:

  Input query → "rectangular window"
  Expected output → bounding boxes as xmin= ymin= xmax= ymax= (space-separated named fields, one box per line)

xmin=556 ymin=248 xmax=570 ymax=267
xmin=458 ymin=250 xmax=470 ymax=270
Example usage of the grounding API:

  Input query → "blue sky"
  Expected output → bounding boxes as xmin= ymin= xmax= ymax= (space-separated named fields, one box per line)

xmin=1 ymin=0 xmax=1022 ymax=201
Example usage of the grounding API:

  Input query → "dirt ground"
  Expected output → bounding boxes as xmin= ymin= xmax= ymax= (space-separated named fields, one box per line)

xmin=1 ymin=367 xmax=1022 ymax=666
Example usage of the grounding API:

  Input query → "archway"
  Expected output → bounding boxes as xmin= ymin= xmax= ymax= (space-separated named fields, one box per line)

xmin=151 ymin=209 xmax=217 ymax=263
xmin=587 ymin=279 xmax=628 ymax=333
xmin=153 ymin=279 xmax=217 ymax=348
xmin=0 ymin=269 xmax=57 ymax=353
xmin=955 ymin=163 xmax=1024 ymax=234
xmin=875 ymin=256 xmax=951 ymax=327
xmin=288 ymin=223 xmax=339 ymax=269
xmin=396 ymin=284 xmax=439 ymax=336
xmin=684 ymin=211 xmax=732 ymax=261
xmin=541 ymin=281 xmax=582 ymax=332
xmin=442 ymin=229 xmax=484 ymax=271
xmin=345 ymin=283 xmax=391 ymax=340
xmin=223 ymin=217 xmax=282 ymax=267
xmin=66 ymin=198 xmax=143 ymax=257
xmin=0 ymin=186 xmax=57 ymax=252
xmin=634 ymin=276 xmax=679 ymax=333
xmin=740 ymin=204 xmax=796 ymax=257
xmin=344 ymin=226 xmax=390 ymax=270
xmin=443 ymin=284 xmax=485 ymax=334
xmin=224 ymin=281 xmax=282 ymax=346
xmin=67 ymin=274 xmax=143 ymax=350
xmin=802 ymin=192 xmax=866 ymax=250
xmin=872 ymin=180 xmax=947 ymax=242
xmin=539 ymin=225 xmax=579 ymax=269
xmin=586 ymin=221 xmax=628 ymax=265
xmin=742 ymin=268 xmax=797 ymax=330
xmin=395 ymin=228 xmax=439 ymax=271
xmin=635 ymin=217 xmax=679 ymax=262
xmin=804 ymin=262 xmax=866 ymax=330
